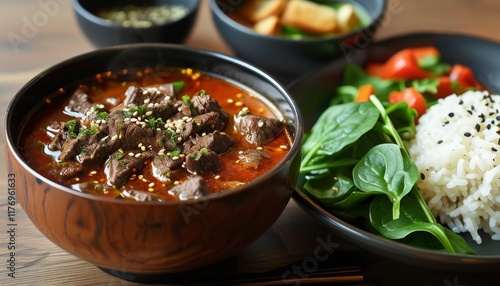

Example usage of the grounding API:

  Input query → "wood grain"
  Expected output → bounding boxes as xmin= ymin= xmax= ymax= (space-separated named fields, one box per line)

xmin=1 ymin=0 xmax=500 ymax=285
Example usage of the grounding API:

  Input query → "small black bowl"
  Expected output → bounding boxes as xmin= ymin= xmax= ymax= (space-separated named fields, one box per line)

xmin=73 ymin=0 xmax=200 ymax=47
xmin=210 ymin=0 xmax=386 ymax=82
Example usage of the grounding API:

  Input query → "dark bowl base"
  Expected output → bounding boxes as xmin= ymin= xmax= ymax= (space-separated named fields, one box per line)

xmin=98 ymin=266 xmax=201 ymax=284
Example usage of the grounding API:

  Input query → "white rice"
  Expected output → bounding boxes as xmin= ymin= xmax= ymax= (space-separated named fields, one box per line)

xmin=408 ymin=90 xmax=500 ymax=244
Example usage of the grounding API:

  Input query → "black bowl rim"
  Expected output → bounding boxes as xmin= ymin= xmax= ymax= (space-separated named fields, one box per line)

xmin=4 ymin=43 xmax=304 ymax=206
xmin=289 ymin=32 xmax=500 ymax=271
xmin=209 ymin=0 xmax=387 ymax=43
xmin=72 ymin=0 xmax=201 ymax=29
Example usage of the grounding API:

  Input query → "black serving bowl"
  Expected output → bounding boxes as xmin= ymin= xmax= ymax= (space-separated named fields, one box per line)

xmin=4 ymin=44 xmax=303 ymax=280
xmin=210 ymin=0 xmax=386 ymax=82
xmin=288 ymin=32 xmax=500 ymax=272
xmin=73 ymin=0 xmax=200 ymax=47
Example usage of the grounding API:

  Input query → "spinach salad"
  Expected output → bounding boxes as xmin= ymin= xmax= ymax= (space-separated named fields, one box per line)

xmin=299 ymin=46 xmax=483 ymax=254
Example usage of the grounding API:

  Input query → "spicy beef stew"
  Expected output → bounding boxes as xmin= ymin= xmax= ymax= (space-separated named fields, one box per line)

xmin=19 ymin=67 xmax=291 ymax=202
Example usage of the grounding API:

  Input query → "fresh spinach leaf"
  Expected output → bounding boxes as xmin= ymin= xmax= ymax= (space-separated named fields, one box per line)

xmin=353 ymin=143 xmax=418 ymax=219
xmin=418 ymin=55 xmax=451 ymax=75
xmin=369 ymin=195 xmax=476 ymax=254
xmin=412 ymin=78 xmax=439 ymax=94
xmin=301 ymin=102 xmax=379 ymax=170
xmin=304 ymin=172 xmax=354 ymax=204
xmin=385 ymin=101 xmax=417 ymax=140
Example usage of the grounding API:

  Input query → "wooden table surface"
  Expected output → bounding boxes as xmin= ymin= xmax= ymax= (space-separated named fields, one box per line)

xmin=1 ymin=1 xmax=500 ymax=285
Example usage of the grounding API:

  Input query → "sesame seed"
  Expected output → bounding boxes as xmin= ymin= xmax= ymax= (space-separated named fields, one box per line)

xmin=280 ymin=145 xmax=288 ymax=150
xmin=492 ymin=147 xmax=498 ymax=152
xmin=145 ymin=111 xmax=153 ymax=116
xmin=90 ymin=170 xmax=97 ymax=175
xmin=172 ymin=156 xmax=179 ymax=160
xmin=235 ymin=102 xmax=243 ymax=106
xmin=141 ymin=146 xmax=146 ymax=151
xmin=215 ymin=175 xmax=221 ymax=179
xmin=174 ymin=181 xmax=180 ymax=185
xmin=464 ymin=132 xmax=472 ymax=137
xmin=148 ymin=182 xmax=155 ymax=187
xmin=135 ymin=153 xmax=141 ymax=158
xmin=475 ymin=124 xmax=481 ymax=132
xmin=128 ymin=152 xmax=135 ymax=156
xmin=437 ymin=140 xmax=443 ymax=144
xmin=256 ymin=147 xmax=263 ymax=150
xmin=227 ymin=99 xmax=234 ymax=103
xmin=257 ymin=121 xmax=264 ymax=128
xmin=148 ymin=188 xmax=154 ymax=192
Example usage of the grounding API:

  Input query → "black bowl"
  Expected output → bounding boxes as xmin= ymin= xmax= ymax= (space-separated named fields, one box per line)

xmin=288 ymin=32 xmax=500 ymax=272
xmin=210 ymin=0 xmax=386 ymax=82
xmin=73 ymin=0 xmax=200 ymax=47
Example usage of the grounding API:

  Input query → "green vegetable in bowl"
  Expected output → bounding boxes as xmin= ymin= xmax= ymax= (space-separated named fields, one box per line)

xmin=299 ymin=95 xmax=476 ymax=254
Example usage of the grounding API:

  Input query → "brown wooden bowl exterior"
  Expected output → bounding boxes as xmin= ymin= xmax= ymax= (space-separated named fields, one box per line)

xmin=5 ymin=146 xmax=297 ymax=273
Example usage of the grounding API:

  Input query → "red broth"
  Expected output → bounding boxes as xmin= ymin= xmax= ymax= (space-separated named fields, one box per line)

xmin=18 ymin=67 xmax=291 ymax=201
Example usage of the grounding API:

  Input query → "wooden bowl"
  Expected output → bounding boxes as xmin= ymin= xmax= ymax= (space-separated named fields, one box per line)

xmin=4 ymin=44 xmax=303 ymax=280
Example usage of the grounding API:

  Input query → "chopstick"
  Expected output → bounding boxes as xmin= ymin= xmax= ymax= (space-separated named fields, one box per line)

xmin=226 ymin=266 xmax=363 ymax=285
xmin=181 ymin=265 xmax=363 ymax=285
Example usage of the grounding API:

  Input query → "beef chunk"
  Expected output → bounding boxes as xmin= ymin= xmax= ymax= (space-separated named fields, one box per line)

xmin=183 ymin=131 xmax=235 ymax=154
xmin=124 ymin=86 xmax=180 ymax=120
xmin=121 ymin=189 xmax=168 ymax=202
xmin=151 ymin=153 xmax=185 ymax=180
xmin=59 ymin=163 xmax=84 ymax=179
xmin=48 ymin=120 xmax=80 ymax=151
xmin=66 ymin=88 xmax=94 ymax=116
xmin=107 ymin=110 xmax=126 ymax=139
xmin=185 ymin=148 xmax=221 ymax=174
xmin=168 ymin=176 xmax=207 ymax=200
xmin=77 ymin=136 xmax=120 ymax=167
xmin=180 ymin=112 xmax=220 ymax=140
xmin=234 ymin=112 xmax=284 ymax=145
xmin=106 ymin=150 xmax=154 ymax=187
xmin=59 ymin=138 xmax=80 ymax=161
xmin=191 ymin=93 xmax=229 ymax=129
xmin=124 ymin=86 xmax=171 ymax=107
xmin=120 ymin=122 xmax=157 ymax=150
xmin=107 ymin=110 xmax=158 ymax=150
xmin=238 ymin=149 xmax=271 ymax=170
